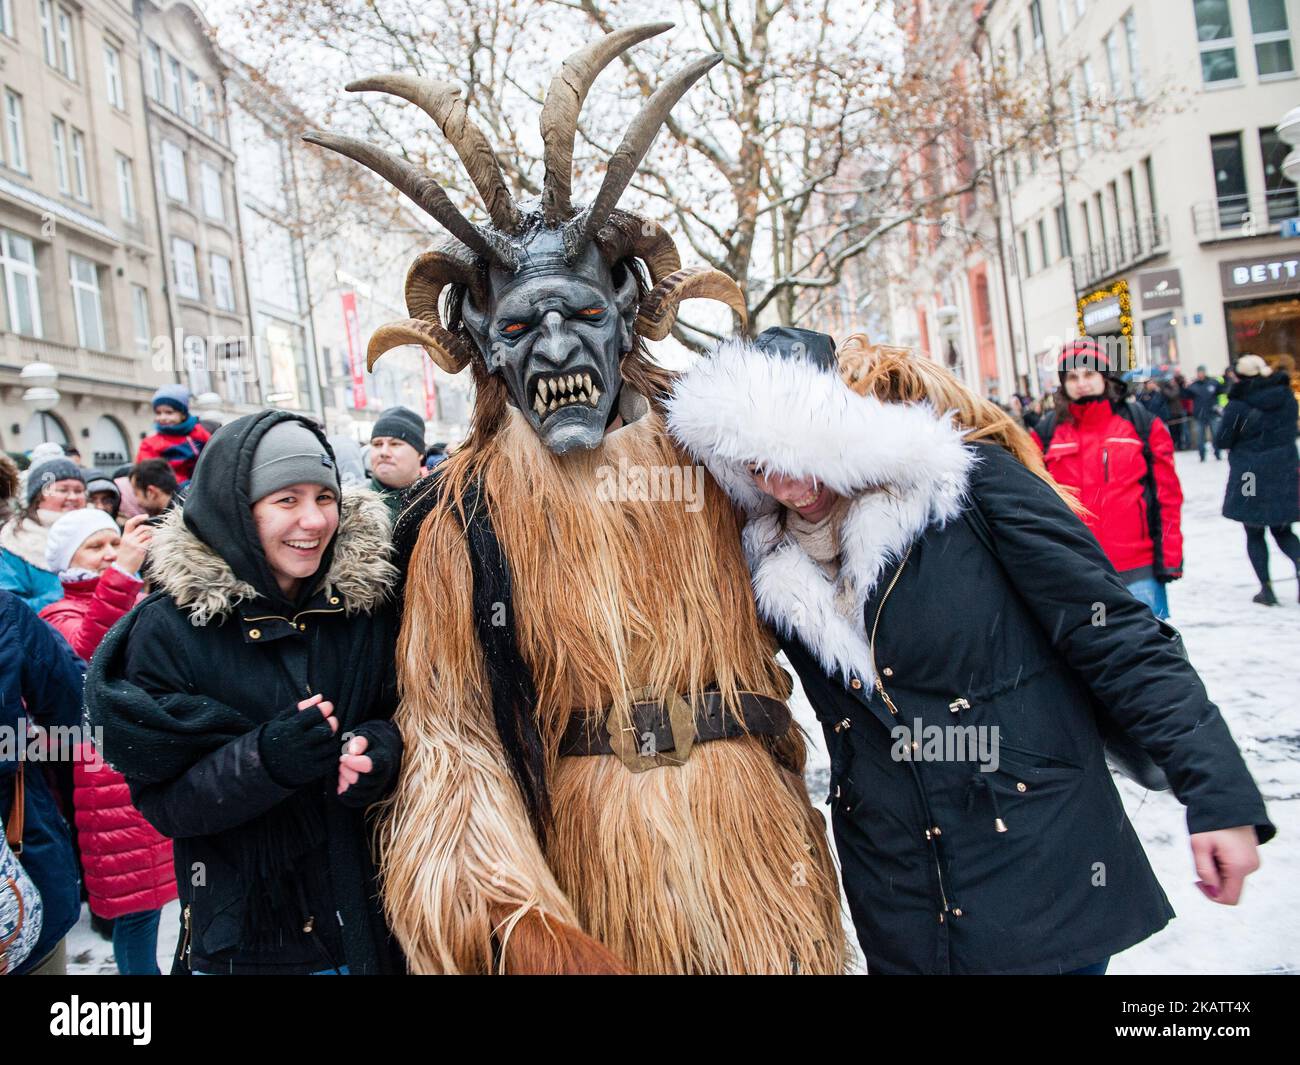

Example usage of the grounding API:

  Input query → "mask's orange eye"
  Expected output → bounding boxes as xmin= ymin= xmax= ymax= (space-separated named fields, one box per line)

xmin=577 ymin=307 xmax=603 ymax=317
xmin=502 ymin=322 xmax=529 ymax=334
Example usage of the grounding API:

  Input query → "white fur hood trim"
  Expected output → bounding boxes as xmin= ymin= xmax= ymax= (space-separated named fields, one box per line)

xmin=148 ymin=487 xmax=398 ymax=626
xmin=666 ymin=336 xmax=977 ymax=684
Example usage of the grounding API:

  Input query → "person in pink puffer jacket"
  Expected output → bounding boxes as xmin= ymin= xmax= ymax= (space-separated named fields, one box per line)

xmin=39 ymin=508 xmax=177 ymax=974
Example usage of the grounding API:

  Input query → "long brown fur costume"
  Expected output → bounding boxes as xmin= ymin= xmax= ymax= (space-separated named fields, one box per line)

xmin=379 ymin=353 xmax=847 ymax=974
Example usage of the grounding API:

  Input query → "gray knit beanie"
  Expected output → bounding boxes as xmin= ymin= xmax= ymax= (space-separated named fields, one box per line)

xmin=248 ymin=421 xmax=340 ymax=502
xmin=371 ymin=406 xmax=426 ymax=454
xmin=26 ymin=458 xmax=85 ymax=507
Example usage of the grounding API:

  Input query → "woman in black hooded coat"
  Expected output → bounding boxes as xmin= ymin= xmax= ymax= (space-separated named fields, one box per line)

xmin=1214 ymin=355 xmax=1300 ymax=605
xmin=86 ymin=410 xmax=404 ymax=974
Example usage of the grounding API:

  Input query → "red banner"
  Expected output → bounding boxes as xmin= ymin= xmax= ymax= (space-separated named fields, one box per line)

xmin=340 ymin=291 xmax=366 ymax=410
xmin=423 ymin=356 xmax=438 ymax=421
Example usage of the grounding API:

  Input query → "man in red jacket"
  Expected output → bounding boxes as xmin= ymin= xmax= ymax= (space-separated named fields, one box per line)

xmin=135 ymin=384 xmax=210 ymax=486
xmin=1032 ymin=340 xmax=1184 ymax=619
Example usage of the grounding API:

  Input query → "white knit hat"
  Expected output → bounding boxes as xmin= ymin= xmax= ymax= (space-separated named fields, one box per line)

xmin=1235 ymin=354 xmax=1272 ymax=377
xmin=45 ymin=507 xmax=120 ymax=576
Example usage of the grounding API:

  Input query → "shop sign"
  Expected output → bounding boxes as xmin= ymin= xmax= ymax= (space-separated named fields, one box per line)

xmin=1082 ymin=295 xmax=1122 ymax=332
xmin=1137 ymin=269 xmax=1183 ymax=311
xmin=1219 ymin=255 xmax=1300 ymax=299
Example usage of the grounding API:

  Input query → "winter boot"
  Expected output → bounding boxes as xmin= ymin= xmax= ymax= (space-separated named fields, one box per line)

xmin=1253 ymin=584 xmax=1278 ymax=606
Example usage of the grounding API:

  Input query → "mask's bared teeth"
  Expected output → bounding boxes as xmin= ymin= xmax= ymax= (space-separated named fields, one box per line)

xmin=566 ymin=374 xmax=575 ymax=393
xmin=578 ymin=390 xmax=589 ymax=405
xmin=591 ymin=386 xmax=601 ymax=405
xmin=534 ymin=395 xmax=546 ymax=417
xmin=538 ymin=379 xmax=550 ymax=401
xmin=548 ymin=398 xmax=558 ymax=412
xmin=582 ymin=373 xmax=591 ymax=392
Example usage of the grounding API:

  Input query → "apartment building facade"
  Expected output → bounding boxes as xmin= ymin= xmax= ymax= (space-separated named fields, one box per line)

xmin=1004 ymin=0 xmax=1298 ymax=390
xmin=0 ymin=0 xmax=170 ymax=465
xmin=137 ymin=0 xmax=255 ymax=414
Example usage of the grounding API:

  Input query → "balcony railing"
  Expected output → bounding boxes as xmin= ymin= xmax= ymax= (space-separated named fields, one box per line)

xmin=1 ymin=332 xmax=143 ymax=385
xmin=1072 ymin=214 xmax=1170 ymax=290
xmin=1191 ymin=189 xmax=1300 ymax=243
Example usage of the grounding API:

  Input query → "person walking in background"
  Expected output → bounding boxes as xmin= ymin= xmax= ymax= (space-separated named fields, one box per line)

xmin=86 ymin=411 xmax=404 ymax=975
xmin=1031 ymin=340 xmax=1184 ymax=619
xmin=1183 ymin=365 xmax=1226 ymax=462
xmin=135 ymin=384 xmax=210 ymax=487
xmin=1137 ymin=378 xmax=1171 ymax=423
xmin=1161 ymin=374 xmax=1190 ymax=449
xmin=367 ymin=406 xmax=426 ymax=520
xmin=1 ymin=590 xmax=87 ymax=974
xmin=0 ymin=458 xmax=87 ymax=611
xmin=37 ymin=508 xmax=176 ymax=974
xmin=1215 ymin=354 xmax=1300 ymax=606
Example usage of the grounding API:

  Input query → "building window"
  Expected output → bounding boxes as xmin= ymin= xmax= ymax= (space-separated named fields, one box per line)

xmin=161 ymin=140 xmax=187 ymax=202
xmin=131 ymin=283 xmax=150 ymax=353
xmin=1082 ymin=58 xmax=1099 ymax=145
xmin=104 ymin=43 xmax=125 ymax=109
xmin=1013 ymin=25 xmax=1024 ymax=74
xmin=0 ymin=0 xmax=13 ymax=38
xmin=51 ymin=118 xmax=69 ymax=193
xmin=200 ymin=163 xmax=224 ymax=220
xmin=1143 ymin=155 xmax=1159 ymax=220
xmin=171 ymin=237 xmax=199 ymax=299
xmin=0 ymin=229 xmax=42 ymax=337
xmin=210 ymin=253 xmax=235 ymax=311
xmin=204 ymin=86 xmax=222 ymax=141
xmin=1030 ymin=1 xmax=1045 ymax=48
xmin=1058 ymin=0 xmax=1072 ymax=34
xmin=147 ymin=41 xmax=163 ymax=101
xmin=166 ymin=55 xmax=183 ymax=113
xmin=1054 ymin=203 xmax=1072 ymax=257
xmin=1020 ymin=230 xmax=1033 ymax=276
xmin=1122 ymin=9 xmax=1143 ymax=100
xmin=1075 ymin=0 xmax=1087 ymax=17
xmin=54 ymin=4 xmax=75 ymax=79
xmin=70 ymin=127 xmax=88 ymax=202
xmin=1248 ymin=0 xmax=1294 ymax=77
xmin=186 ymin=69 xmax=204 ymax=128
xmin=1195 ymin=0 xmax=1239 ymax=83
xmin=69 ymin=254 xmax=105 ymax=350
xmin=116 ymin=154 xmax=135 ymax=222
xmin=1211 ymin=132 xmax=1249 ymax=227
xmin=4 ymin=90 xmax=26 ymax=173
xmin=1037 ymin=217 xmax=1050 ymax=266
xmin=1260 ymin=127 xmax=1299 ymax=221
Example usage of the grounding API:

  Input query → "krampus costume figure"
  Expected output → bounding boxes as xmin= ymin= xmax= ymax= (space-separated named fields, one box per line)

xmin=305 ymin=24 xmax=846 ymax=974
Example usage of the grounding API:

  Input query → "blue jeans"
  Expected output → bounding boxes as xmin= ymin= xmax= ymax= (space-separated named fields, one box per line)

xmin=1125 ymin=576 xmax=1169 ymax=620
xmin=1064 ymin=957 xmax=1110 ymax=975
xmin=112 ymin=908 xmax=162 ymax=976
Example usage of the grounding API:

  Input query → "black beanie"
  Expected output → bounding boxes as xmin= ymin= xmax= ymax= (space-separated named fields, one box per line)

xmin=371 ymin=406 xmax=425 ymax=454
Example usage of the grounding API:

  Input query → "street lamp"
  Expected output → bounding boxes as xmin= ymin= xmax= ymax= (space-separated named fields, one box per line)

xmin=20 ymin=362 xmax=60 ymax=415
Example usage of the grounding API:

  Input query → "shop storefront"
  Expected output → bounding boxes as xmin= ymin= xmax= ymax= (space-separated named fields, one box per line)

xmin=1137 ymin=268 xmax=1183 ymax=371
xmin=1218 ymin=254 xmax=1300 ymax=372
xmin=1076 ymin=278 xmax=1136 ymax=370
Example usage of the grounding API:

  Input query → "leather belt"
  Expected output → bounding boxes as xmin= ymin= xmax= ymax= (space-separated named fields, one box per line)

xmin=558 ymin=690 xmax=792 ymax=772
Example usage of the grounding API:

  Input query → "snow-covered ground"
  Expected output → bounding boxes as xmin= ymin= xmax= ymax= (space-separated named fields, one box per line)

xmin=66 ymin=451 xmax=1296 ymax=974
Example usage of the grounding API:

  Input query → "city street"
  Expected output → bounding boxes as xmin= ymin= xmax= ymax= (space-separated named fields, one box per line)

xmin=61 ymin=449 xmax=1298 ymax=975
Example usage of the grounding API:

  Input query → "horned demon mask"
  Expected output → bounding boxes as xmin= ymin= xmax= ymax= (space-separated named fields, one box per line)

xmin=305 ymin=23 xmax=747 ymax=454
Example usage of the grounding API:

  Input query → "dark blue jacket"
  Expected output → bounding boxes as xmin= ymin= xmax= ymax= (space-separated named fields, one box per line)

xmin=0 ymin=590 xmax=86 ymax=972
xmin=1215 ymin=374 xmax=1299 ymax=527
xmin=1183 ymin=377 xmax=1224 ymax=421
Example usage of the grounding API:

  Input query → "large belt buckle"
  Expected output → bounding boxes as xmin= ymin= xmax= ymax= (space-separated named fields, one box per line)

xmin=605 ymin=686 xmax=697 ymax=773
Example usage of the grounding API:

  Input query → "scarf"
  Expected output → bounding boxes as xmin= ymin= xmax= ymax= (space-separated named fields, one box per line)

xmin=0 ymin=510 xmax=58 ymax=570
xmin=156 ymin=414 xmax=200 ymax=436
xmin=784 ymin=497 xmax=856 ymax=623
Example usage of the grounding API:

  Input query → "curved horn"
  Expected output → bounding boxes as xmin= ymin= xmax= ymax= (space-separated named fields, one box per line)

xmin=404 ymin=243 xmax=484 ymax=324
xmin=595 ymin=210 xmax=681 ymax=285
xmin=302 ymin=130 xmax=509 ymax=268
xmin=571 ymin=53 xmax=722 ymax=251
xmin=539 ymin=22 xmax=673 ymax=226
xmin=367 ymin=318 xmax=475 ymax=374
xmin=347 ymin=75 xmax=522 ymax=233
xmin=634 ymin=267 xmax=748 ymax=341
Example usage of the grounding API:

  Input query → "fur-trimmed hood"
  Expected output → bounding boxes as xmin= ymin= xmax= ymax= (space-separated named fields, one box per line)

xmin=666 ymin=335 xmax=977 ymax=685
xmin=148 ymin=488 xmax=398 ymax=626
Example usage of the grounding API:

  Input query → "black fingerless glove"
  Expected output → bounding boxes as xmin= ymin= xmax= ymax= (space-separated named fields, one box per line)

xmin=336 ymin=720 xmax=402 ymax=808
xmin=259 ymin=704 xmax=340 ymax=789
